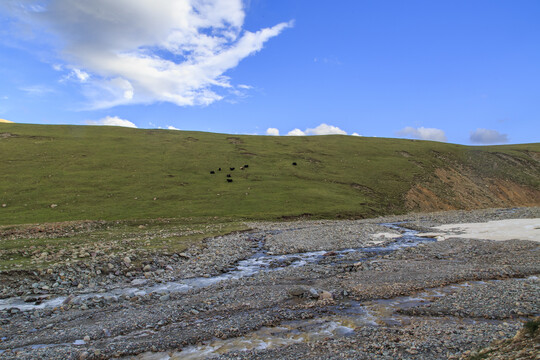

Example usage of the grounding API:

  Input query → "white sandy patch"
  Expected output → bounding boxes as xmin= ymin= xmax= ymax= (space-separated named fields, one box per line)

xmin=418 ymin=218 xmax=540 ymax=242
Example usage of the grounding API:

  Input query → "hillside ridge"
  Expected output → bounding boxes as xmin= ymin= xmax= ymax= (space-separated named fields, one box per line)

xmin=0 ymin=124 xmax=538 ymax=225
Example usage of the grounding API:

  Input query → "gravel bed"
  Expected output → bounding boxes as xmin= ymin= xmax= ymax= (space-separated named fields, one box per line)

xmin=0 ymin=230 xmax=261 ymax=299
xmin=400 ymin=276 xmax=539 ymax=319
xmin=247 ymin=222 xmax=400 ymax=255
xmin=0 ymin=207 xmax=538 ymax=359
xmin=215 ymin=319 xmax=524 ymax=359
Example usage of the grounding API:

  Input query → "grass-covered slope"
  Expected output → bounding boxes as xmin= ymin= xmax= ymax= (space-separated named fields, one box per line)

xmin=0 ymin=124 xmax=538 ymax=225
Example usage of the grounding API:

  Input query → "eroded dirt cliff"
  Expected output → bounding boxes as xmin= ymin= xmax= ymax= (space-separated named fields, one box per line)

xmin=405 ymin=150 xmax=540 ymax=212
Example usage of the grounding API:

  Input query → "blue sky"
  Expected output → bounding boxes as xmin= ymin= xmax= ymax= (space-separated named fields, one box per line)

xmin=0 ymin=0 xmax=539 ymax=144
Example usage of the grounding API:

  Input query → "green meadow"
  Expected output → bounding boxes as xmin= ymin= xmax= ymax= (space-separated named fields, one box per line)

xmin=1 ymin=123 xmax=538 ymax=226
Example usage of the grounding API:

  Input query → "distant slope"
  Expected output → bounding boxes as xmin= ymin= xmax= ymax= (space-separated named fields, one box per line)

xmin=0 ymin=124 xmax=538 ymax=225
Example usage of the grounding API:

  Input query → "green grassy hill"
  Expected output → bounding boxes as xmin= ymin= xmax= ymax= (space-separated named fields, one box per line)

xmin=0 ymin=124 xmax=539 ymax=225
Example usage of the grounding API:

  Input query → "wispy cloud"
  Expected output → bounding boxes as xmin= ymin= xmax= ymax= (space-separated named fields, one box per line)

xmin=61 ymin=68 xmax=90 ymax=83
xmin=397 ymin=126 xmax=447 ymax=142
xmin=4 ymin=0 xmax=292 ymax=109
xmin=86 ymin=116 xmax=137 ymax=128
xmin=19 ymin=84 xmax=55 ymax=96
xmin=313 ymin=56 xmax=342 ymax=65
xmin=470 ymin=128 xmax=508 ymax=144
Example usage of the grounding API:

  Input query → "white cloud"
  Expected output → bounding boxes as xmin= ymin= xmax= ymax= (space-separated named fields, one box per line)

xmin=470 ymin=128 xmax=508 ymax=144
xmin=86 ymin=116 xmax=137 ymax=128
xmin=72 ymin=68 xmax=90 ymax=82
xmin=61 ymin=68 xmax=90 ymax=83
xmin=305 ymin=123 xmax=347 ymax=135
xmin=397 ymin=126 xmax=447 ymax=142
xmin=351 ymin=132 xmax=361 ymax=136
xmin=287 ymin=128 xmax=306 ymax=136
xmin=5 ymin=0 xmax=292 ymax=109
xmin=266 ymin=127 xmax=279 ymax=136
xmin=285 ymin=123 xmax=347 ymax=136
xmin=167 ymin=125 xmax=180 ymax=130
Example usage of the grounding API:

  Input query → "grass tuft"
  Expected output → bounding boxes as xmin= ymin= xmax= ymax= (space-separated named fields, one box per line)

xmin=524 ymin=319 xmax=540 ymax=336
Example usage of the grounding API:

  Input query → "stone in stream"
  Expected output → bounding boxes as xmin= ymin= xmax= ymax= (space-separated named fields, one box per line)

xmin=131 ymin=278 xmax=148 ymax=286
xmin=288 ymin=287 xmax=308 ymax=298
xmin=8 ymin=307 xmax=20 ymax=314
xmin=309 ymin=288 xmax=320 ymax=299
xmin=62 ymin=295 xmax=75 ymax=305
xmin=319 ymin=291 xmax=333 ymax=301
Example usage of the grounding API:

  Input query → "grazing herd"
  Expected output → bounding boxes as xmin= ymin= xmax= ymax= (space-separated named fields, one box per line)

xmin=209 ymin=162 xmax=297 ymax=183
xmin=209 ymin=164 xmax=250 ymax=183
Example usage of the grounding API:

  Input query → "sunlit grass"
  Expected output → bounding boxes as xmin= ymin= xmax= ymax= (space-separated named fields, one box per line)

xmin=0 ymin=216 xmax=247 ymax=271
xmin=0 ymin=124 xmax=538 ymax=225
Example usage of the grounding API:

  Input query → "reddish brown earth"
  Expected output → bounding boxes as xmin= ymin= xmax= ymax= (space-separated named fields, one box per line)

xmin=405 ymin=167 xmax=540 ymax=212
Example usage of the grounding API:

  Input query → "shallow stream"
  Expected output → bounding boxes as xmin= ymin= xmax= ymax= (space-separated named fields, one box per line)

xmin=0 ymin=223 xmax=434 ymax=312
xmin=130 ymin=277 xmax=537 ymax=360
xmin=1 ymin=222 xmax=536 ymax=358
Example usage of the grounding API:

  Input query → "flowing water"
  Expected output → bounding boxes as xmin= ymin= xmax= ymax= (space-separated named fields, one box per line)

xmin=0 ymin=223 xmax=434 ymax=312
xmin=1 ymin=222 xmax=535 ymax=358
xmin=130 ymin=277 xmax=537 ymax=360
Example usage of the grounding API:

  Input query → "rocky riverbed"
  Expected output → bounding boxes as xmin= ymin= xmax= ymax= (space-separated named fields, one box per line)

xmin=0 ymin=207 xmax=538 ymax=359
